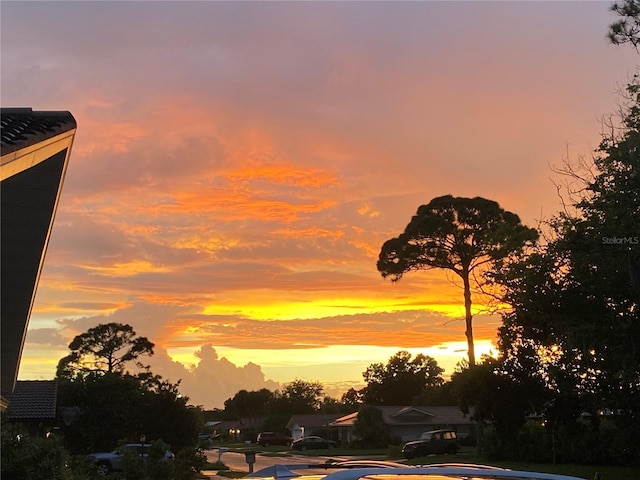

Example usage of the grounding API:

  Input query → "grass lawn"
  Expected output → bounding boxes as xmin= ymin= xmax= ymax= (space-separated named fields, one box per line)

xmin=216 ymin=471 xmax=248 ymax=479
xmin=405 ymin=447 xmax=640 ymax=480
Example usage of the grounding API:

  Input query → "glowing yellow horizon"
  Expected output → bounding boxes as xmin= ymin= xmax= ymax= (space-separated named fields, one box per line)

xmin=201 ymin=294 xmax=495 ymax=321
xmin=164 ymin=340 xmax=498 ymax=386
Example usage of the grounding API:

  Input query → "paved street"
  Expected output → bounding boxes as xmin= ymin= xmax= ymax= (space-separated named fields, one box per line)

xmin=203 ymin=449 xmax=350 ymax=479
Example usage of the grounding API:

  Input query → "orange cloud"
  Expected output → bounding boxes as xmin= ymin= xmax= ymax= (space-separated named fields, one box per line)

xmin=170 ymin=190 xmax=336 ymax=222
xmin=82 ymin=260 xmax=172 ymax=277
xmin=357 ymin=204 xmax=380 ymax=218
xmin=153 ymin=308 xmax=500 ymax=351
xmin=74 ymin=118 xmax=150 ymax=156
xmin=229 ymin=164 xmax=338 ymax=188
xmin=270 ymin=227 xmax=345 ymax=240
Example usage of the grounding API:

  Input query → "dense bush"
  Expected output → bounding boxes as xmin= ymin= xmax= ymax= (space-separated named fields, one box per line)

xmin=58 ymin=372 xmax=200 ymax=454
xmin=1 ymin=416 xmax=210 ymax=480
xmin=553 ymin=416 xmax=640 ymax=466
xmin=2 ymin=422 xmax=62 ymax=480
xmin=173 ymin=446 xmax=208 ymax=480
xmin=122 ymin=439 xmax=176 ymax=480
xmin=352 ymin=405 xmax=391 ymax=448
xmin=0 ymin=420 xmax=95 ymax=480
xmin=481 ymin=416 xmax=640 ymax=467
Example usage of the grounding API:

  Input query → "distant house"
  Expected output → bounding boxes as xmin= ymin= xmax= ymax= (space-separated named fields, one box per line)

xmin=6 ymin=380 xmax=58 ymax=436
xmin=286 ymin=413 xmax=343 ymax=441
xmin=209 ymin=417 xmax=265 ymax=442
xmin=329 ymin=405 xmax=474 ymax=444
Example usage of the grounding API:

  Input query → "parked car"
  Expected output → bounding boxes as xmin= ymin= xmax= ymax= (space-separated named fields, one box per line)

xmin=87 ymin=443 xmax=174 ymax=476
xmin=256 ymin=431 xmax=293 ymax=446
xmin=291 ymin=435 xmax=337 ymax=451
xmin=401 ymin=429 xmax=459 ymax=458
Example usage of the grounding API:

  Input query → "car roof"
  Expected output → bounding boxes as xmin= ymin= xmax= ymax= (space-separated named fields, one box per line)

xmin=246 ymin=464 xmax=587 ymax=480
xmin=325 ymin=461 xmax=409 ymax=469
xmin=348 ymin=470 xmax=586 ymax=480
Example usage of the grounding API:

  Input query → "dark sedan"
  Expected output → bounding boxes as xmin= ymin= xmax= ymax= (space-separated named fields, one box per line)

xmin=291 ymin=436 xmax=337 ymax=451
xmin=257 ymin=432 xmax=293 ymax=447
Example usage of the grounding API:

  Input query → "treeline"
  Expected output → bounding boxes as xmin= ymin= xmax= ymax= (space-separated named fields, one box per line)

xmin=217 ymin=350 xmax=453 ymax=423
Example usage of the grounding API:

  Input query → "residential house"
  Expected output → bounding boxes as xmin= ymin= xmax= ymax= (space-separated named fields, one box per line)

xmin=329 ymin=405 xmax=474 ymax=444
xmin=209 ymin=417 xmax=265 ymax=442
xmin=286 ymin=413 xmax=343 ymax=441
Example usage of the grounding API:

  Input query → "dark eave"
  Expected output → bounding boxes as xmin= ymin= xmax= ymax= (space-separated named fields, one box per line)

xmin=1 ymin=107 xmax=76 ymax=397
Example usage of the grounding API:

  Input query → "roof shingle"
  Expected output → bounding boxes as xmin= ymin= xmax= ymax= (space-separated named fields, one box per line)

xmin=1 ymin=108 xmax=76 ymax=156
xmin=7 ymin=380 xmax=57 ymax=419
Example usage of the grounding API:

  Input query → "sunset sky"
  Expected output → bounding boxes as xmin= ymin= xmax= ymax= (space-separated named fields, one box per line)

xmin=2 ymin=1 xmax=637 ymax=409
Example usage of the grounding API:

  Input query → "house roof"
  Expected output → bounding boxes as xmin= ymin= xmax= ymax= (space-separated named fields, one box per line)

xmin=286 ymin=413 xmax=343 ymax=430
xmin=7 ymin=380 xmax=57 ymax=419
xmin=1 ymin=108 xmax=76 ymax=397
xmin=329 ymin=412 xmax=358 ymax=427
xmin=329 ymin=406 xmax=473 ymax=427
xmin=1 ymin=108 xmax=76 ymax=156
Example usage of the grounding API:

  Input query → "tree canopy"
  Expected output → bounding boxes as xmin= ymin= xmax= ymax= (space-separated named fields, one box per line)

xmin=446 ymin=12 xmax=640 ymax=464
xmin=224 ymin=389 xmax=273 ymax=420
xmin=362 ymin=350 xmax=444 ymax=405
xmin=58 ymin=371 xmax=199 ymax=453
xmin=377 ymin=195 xmax=537 ymax=366
xmin=275 ymin=379 xmax=325 ymax=413
xmin=609 ymin=0 xmax=640 ymax=48
xmin=54 ymin=323 xmax=200 ymax=456
xmin=57 ymin=322 xmax=154 ymax=378
xmin=487 ymin=76 xmax=640 ymax=465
